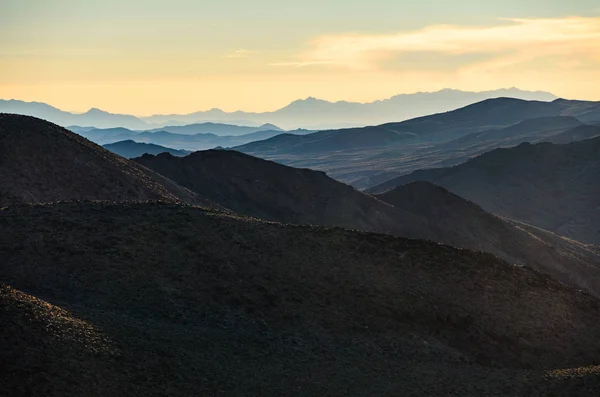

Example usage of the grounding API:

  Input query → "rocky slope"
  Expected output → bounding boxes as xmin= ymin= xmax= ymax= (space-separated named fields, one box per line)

xmin=0 ymin=114 xmax=207 ymax=207
xmin=1 ymin=201 xmax=600 ymax=396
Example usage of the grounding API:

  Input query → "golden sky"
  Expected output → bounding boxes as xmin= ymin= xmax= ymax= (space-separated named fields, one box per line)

xmin=1 ymin=1 xmax=599 ymax=115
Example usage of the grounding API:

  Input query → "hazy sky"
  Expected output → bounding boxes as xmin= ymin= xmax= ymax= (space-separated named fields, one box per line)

xmin=1 ymin=0 xmax=599 ymax=114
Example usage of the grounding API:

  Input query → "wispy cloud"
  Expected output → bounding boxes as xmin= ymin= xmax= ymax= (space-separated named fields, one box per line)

xmin=276 ymin=17 xmax=600 ymax=72
xmin=269 ymin=60 xmax=335 ymax=67
xmin=226 ymin=49 xmax=259 ymax=58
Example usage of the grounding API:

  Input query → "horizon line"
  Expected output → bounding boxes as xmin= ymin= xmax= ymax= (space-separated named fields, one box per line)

xmin=0 ymin=86 xmax=560 ymax=118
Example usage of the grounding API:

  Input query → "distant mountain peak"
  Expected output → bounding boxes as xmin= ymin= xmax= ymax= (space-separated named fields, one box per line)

xmin=291 ymin=97 xmax=328 ymax=104
xmin=258 ymin=123 xmax=282 ymax=131
xmin=85 ymin=107 xmax=109 ymax=115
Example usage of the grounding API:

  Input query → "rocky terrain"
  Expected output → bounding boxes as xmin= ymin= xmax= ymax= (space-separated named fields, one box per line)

xmin=1 ymin=201 xmax=600 ymax=396
xmin=0 ymin=114 xmax=208 ymax=207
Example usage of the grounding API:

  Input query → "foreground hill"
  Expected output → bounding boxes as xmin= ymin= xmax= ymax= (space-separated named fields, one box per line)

xmin=103 ymin=140 xmax=191 ymax=158
xmin=369 ymin=137 xmax=600 ymax=245
xmin=135 ymin=150 xmax=600 ymax=295
xmin=0 ymin=114 xmax=205 ymax=206
xmin=1 ymin=201 xmax=600 ymax=395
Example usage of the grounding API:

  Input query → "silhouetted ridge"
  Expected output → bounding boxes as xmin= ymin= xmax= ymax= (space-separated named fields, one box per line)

xmin=134 ymin=149 xmax=428 ymax=236
xmin=0 ymin=114 xmax=206 ymax=206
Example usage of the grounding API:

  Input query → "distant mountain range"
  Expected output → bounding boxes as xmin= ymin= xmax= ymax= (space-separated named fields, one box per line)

xmin=146 ymin=122 xmax=283 ymax=136
xmin=70 ymin=124 xmax=312 ymax=150
xmin=236 ymin=97 xmax=600 ymax=188
xmin=0 ymin=100 xmax=149 ymax=129
xmin=142 ymin=88 xmax=557 ymax=129
xmin=1 ymin=88 xmax=557 ymax=130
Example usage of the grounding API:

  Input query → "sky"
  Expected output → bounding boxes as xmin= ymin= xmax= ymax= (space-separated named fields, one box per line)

xmin=1 ymin=0 xmax=600 ymax=115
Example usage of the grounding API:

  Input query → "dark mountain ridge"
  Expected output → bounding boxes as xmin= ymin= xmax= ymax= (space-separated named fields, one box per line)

xmin=368 ymin=137 xmax=600 ymax=245
xmin=0 ymin=114 xmax=206 ymax=206
xmin=134 ymin=150 xmax=430 ymax=239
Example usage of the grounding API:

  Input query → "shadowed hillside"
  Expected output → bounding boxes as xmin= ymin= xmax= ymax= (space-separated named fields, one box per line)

xmin=544 ymin=124 xmax=600 ymax=144
xmin=133 ymin=150 xmax=431 ymax=239
xmin=0 ymin=114 xmax=207 ymax=206
xmin=369 ymin=137 xmax=600 ymax=245
xmin=1 ymin=201 xmax=600 ymax=395
xmin=376 ymin=182 xmax=600 ymax=294
xmin=444 ymin=116 xmax=582 ymax=149
xmin=135 ymin=150 xmax=600 ymax=296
